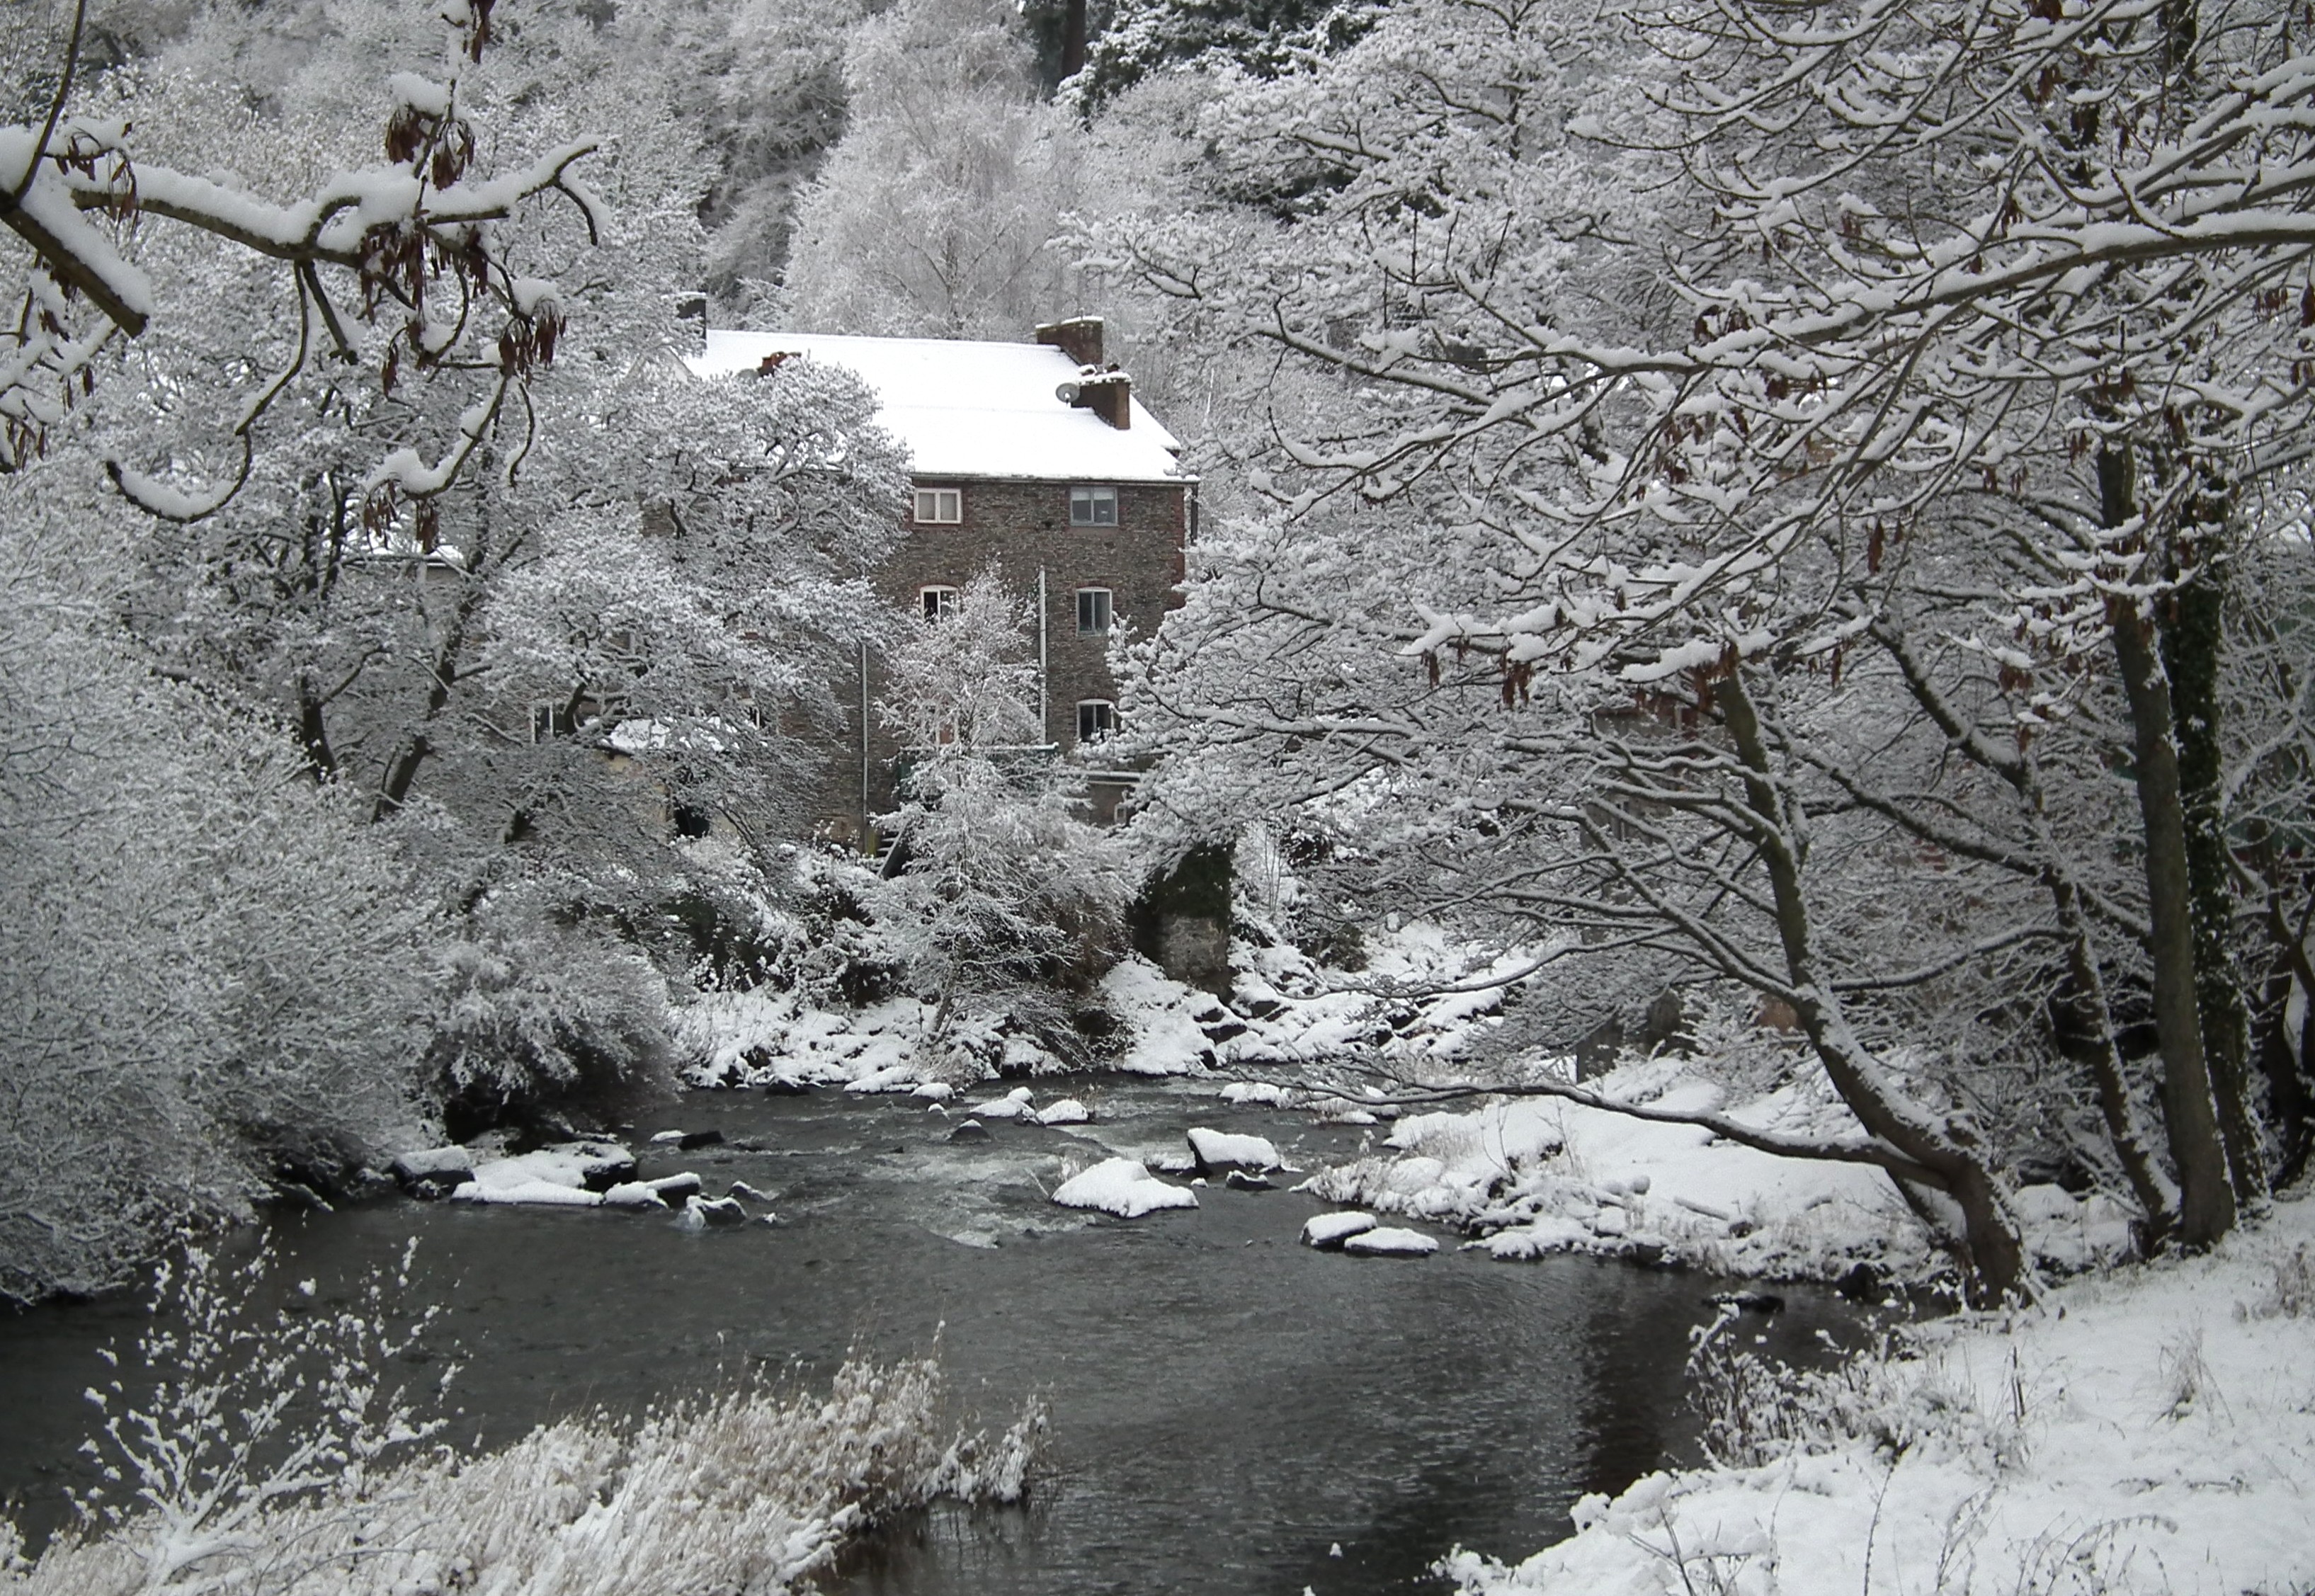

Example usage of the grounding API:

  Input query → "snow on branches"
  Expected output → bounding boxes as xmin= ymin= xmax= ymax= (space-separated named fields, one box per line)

xmin=0 ymin=0 xmax=600 ymax=522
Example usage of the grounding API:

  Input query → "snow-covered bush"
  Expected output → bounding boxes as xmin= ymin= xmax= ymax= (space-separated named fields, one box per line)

xmin=2 ymin=1243 xmax=1043 ymax=1595
xmin=1680 ymin=1309 xmax=2020 ymax=1474
xmin=428 ymin=892 xmax=680 ymax=1139
xmin=0 ymin=506 xmax=440 ymax=1304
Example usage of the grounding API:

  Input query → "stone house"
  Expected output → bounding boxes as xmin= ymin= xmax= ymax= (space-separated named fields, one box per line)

xmin=686 ymin=317 xmax=1195 ymax=844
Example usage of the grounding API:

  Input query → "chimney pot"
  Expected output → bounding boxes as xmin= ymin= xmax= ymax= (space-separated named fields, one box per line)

xmin=1069 ymin=370 xmax=1131 ymax=430
xmin=1035 ymin=315 xmax=1104 ymax=368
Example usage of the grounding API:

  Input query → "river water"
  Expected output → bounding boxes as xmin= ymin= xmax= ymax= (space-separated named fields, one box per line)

xmin=0 ymin=1076 xmax=1862 ymax=1593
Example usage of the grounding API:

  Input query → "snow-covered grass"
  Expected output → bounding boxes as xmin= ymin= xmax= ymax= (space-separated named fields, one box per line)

xmin=1444 ymin=1197 xmax=2315 ymax=1596
xmin=0 ymin=1245 xmax=1042 ymax=1595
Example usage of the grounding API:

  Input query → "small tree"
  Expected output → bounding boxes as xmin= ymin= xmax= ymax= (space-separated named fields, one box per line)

xmin=873 ymin=566 xmax=1132 ymax=1046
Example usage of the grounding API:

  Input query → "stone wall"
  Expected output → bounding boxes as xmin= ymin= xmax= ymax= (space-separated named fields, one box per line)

xmin=814 ymin=477 xmax=1188 ymax=843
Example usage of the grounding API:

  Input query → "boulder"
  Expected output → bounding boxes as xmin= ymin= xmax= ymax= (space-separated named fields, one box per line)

xmin=949 ymin=1119 xmax=991 ymax=1144
xmin=1034 ymin=1098 xmax=1091 ymax=1127
xmin=1224 ymin=1170 xmax=1273 ymax=1191
xmin=677 ymin=1129 xmax=724 ymax=1151
xmin=1302 ymin=1211 xmax=1379 ymax=1249
xmin=729 ymin=1180 xmax=776 ymax=1204
xmin=1186 ymin=1127 xmax=1281 ymax=1175
xmin=762 ymin=1077 xmax=813 ymax=1097
xmin=1707 ymin=1290 xmax=1785 ymax=1316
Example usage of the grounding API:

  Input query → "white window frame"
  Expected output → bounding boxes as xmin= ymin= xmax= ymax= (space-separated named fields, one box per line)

xmin=914 ymin=486 xmax=962 ymax=524
xmin=1069 ymin=486 xmax=1118 ymax=527
xmin=1076 ymin=586 xmax=1113 ymax=635
xmin=920 ymin=584 xmax=961 ymax=620
xmin=528 ymin=700 xmax=570 ymax=743
xmin=1076 ymin=699 xmax=1117 ymax=743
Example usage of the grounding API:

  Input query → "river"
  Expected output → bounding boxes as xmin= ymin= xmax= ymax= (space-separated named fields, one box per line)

xmin=0 ymin=1076 xmax=1864 ymax=1593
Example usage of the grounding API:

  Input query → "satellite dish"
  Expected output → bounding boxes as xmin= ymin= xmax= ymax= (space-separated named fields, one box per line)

xmin=1055 ymin=382 xmax=1080 ymax=404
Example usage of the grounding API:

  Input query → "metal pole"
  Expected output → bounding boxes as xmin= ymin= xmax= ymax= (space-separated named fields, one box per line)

xmin=1037 ymin=565 xmax=1050 ymax=745
xmin=859 ymin=638 xmax=870 ymax=847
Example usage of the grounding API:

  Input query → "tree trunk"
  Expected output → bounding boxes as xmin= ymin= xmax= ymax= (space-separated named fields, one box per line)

xmin=2253 ymin=855 xmax=2315 ymax=1185
xmin=2099 ymin=445 xmax=2236 ymax=1246
xmin=2158 ymin=518 xmax=2264 ymax=1201
xmin=1721 ymin=672 xmax=2027 ymax=1302
xmin=1869 ymin=615 xmax=2174 ymax=1241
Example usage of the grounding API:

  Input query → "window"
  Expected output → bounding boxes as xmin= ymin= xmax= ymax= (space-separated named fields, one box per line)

xmin=1076 ymin=700 xmax=1117 ymax=743
xmin=528 ymin=700 xmax=573 ymax=743
xmin=920 ymin=585 xmax=960 ymax=620
xmin=1076 ymin=587 xmax=1113 ymax=635
xmin=1069 ymin=486 xmax=1117 ymax=527
xmin=914 ymin=486 xmax=962 ymax=524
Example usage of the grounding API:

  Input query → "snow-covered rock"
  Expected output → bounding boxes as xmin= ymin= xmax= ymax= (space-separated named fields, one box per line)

xmin=389 ymin=1146 xmax=474 ymax=1182
xmin=949 ymin=1119 xmax=991 ymax=1143
xmin=1341 ymin=1226 xmax=1438 ymax=1257
xmin=910 ymin=1082 xmax=955 ymax=1102
xmin=1187 ymin=1127 xmax=1281 ymax=1175
xmin=601 ymin=1173 xmax=703 ymax=1209
xmin=457 ymin=1180 xmax=601 ymax=1208
xmin=1033 ymin=1098 xmax=1090 ymax=1126
xmin=460 ymin=1141 xmax=635 ymax=1202
xmin=678 ymin=1195 xmax=749 ymax=1230
xmin=1050 ymin=1158 xmax=1199 ymax=1218
xmin=969 ymin=1086 xmax=1036 ymax=1120
xmin=1302 ymin=1211 xmax=1380 ymax=1249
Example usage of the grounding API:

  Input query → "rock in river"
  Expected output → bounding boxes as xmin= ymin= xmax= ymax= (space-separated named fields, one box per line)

xmin=1052 ymin=1158 xmax=1199 ymax=1219
xmin=1186 ymin=1127 xmax=1281 ymax=1176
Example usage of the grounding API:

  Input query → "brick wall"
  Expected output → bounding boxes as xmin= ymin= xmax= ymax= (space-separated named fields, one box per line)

xmin=813 ymin=477 xmax=1188 ymax=843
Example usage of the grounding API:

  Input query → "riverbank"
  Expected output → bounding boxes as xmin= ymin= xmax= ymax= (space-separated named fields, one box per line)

xmin=1443 ymin=1191 xmax=2315 ymax=1596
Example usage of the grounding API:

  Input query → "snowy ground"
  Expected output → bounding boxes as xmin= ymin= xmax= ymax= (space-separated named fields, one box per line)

xmin=1297 ymin=1055 xmax=2137 ymax=1292
xmin=1445 ymin=1195 xmax=2315 ymax=1596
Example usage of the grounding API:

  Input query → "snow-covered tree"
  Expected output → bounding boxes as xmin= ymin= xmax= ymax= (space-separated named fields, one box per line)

xmin=0 ymin=475 xmax=440 ymax=1303
xmin=782 ymin=0 xmax=1083 ymax=338
xmin=873 ymin=567 xmax=1132 ymax=1044
xmin=1096 ymin=0 xmax=2315 ymax=1296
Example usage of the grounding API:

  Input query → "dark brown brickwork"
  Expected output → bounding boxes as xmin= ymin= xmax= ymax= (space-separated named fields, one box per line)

xmin=814 ymin=478 xmax=1189 ymax=845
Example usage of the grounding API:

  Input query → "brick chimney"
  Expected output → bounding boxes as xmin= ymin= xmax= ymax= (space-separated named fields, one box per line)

xmin=1035 ymin=316 xmax=1104 ymax=367
xmin=1071 ymin=370 xmax=1131 ymax=430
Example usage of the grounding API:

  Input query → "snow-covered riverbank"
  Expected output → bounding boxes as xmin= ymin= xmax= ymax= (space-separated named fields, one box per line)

xmin=1444 ymin=1195 xmax=2315 ymax=1596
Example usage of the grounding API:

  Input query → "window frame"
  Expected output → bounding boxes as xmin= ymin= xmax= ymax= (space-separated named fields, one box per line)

xmin=1068 ymin=485 xmax=1119 ymax=528
xmin=1076 ymin=699 xmax=1117 ymax=744
xmin=913 ymin=486 xmax=963 ymax=525
xmin=919 ymin=584 xmax=961 ymax=620
xmin=1076 ymin=586 xmax=1113 ymax=636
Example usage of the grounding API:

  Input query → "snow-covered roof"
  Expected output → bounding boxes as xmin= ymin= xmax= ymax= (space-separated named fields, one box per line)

xmin=687 ymin=330 xmax=1188 ymax=484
